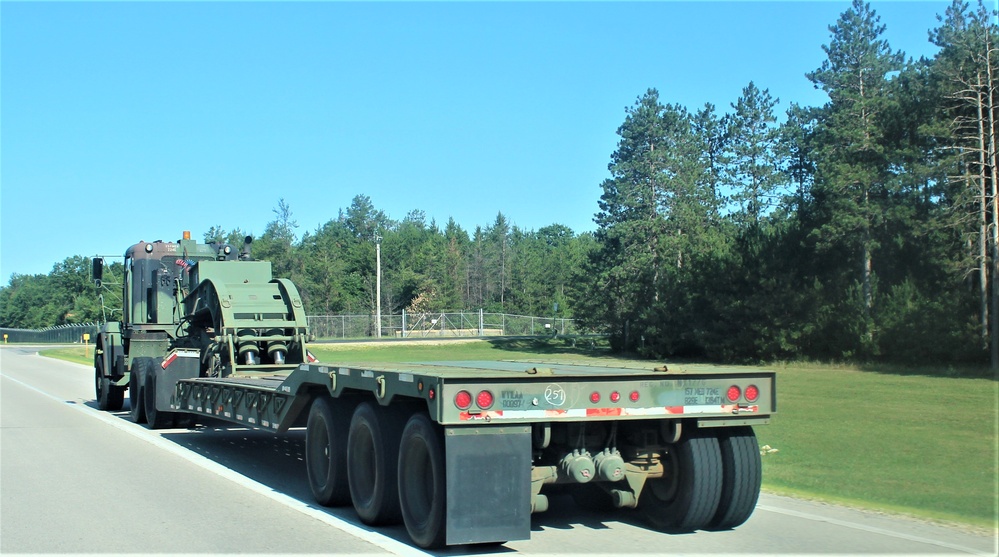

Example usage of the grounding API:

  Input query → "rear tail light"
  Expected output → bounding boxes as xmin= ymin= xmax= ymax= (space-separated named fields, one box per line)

xmin=630 ymin=391 xmax=640 ymax=402
xmin=727 ymin=386 xmax=742 ymax=402
xmin=455 ymin=390 xmax=472 ymax=410
xmin=610 ymin=391 xmax=621 ymax=403
xmin=590 ymin=391 xmax=601 ymax=404
xmin=745 ymin=385 xmax=759 ymax=402
xmin=476 ymin=390 xmax=494 ymax=409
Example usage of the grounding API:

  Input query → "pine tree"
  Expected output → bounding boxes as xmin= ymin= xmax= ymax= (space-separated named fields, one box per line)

xmin=806 ymin=0 xmax=905 ymax=353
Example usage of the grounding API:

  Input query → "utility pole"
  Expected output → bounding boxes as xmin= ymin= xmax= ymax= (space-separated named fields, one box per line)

xmin=375 ymin=234 xmax=382 ymax=339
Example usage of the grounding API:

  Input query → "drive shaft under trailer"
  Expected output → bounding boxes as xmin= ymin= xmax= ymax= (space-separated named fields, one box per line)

xmin=91 ymin=232 xmax=775 ymax=549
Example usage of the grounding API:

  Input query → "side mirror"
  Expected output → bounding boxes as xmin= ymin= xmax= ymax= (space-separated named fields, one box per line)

xmin=92 ymin=257 xmax=104 ymax=288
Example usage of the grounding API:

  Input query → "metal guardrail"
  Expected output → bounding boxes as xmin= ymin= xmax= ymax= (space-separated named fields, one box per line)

xmin=0 ymin=323 xmax=100 ymax=344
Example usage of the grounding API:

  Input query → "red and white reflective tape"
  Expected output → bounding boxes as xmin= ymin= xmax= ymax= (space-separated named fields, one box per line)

xmin=458 ymin=404 xmax=760 ymax=421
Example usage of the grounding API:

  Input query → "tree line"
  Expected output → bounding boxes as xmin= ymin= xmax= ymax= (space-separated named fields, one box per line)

xmin=580 ymin=0 xmax=999 ymax=366
xmin=2 ymin=0 xmax=996 ymax=369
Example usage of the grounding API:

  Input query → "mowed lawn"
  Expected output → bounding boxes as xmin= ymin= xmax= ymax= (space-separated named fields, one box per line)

xmin=43 ymin=339 xmax=998 ymax=529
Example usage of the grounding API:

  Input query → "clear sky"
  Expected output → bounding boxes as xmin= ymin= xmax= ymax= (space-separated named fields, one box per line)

xmin=0 ymin=1 xmax=967 ymax=281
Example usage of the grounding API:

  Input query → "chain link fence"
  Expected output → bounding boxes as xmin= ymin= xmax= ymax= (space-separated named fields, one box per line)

xmin=0 ymin=323 xmax=100 ymax=344
xmin=309 ymin=311 xmax=583 ymax=340
xmin=2 ymin=312 xmax=586 ymax=344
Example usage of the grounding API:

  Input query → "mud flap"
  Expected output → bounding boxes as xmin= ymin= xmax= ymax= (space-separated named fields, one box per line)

xmin=445 ymin=425 xmax=532 ymax=545
xmin=158 ymin=349 xmax=200 ymax=411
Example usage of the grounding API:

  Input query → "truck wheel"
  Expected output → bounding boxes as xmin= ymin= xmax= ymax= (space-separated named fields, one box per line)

xmin=707 ymin=427 xmax=761 ymax=531
xmin=398 ymin=413 xmax=446 ymax=549
xmin=96 ymin=363 xmax=125 ymax=412
xmin=639 ymin=429 xmax=722 ymax=533
xmin=142 ymin=360 xmax=176 ymax=429
xmin=107 ymin=382 xmax=125 ymax=411
xmin=95 ymin=357 xmax=115 ymax=411
xmin=128 ymin=368 xmax=146 ymax=424
xmin=347 ymin=401 xmax=404 ymax=525
xmin=306 ymin=396 xmax=352 ymax=506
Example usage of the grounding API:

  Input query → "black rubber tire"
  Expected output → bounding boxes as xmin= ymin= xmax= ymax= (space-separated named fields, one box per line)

xmin=107 ymin=381 xmax=125 ymax=411
xmin=96 ymin=354 xmax=125 ymax=411
xmin=306 ymin=396 xmax=353 ymax=507
xmin=347 ymin=401 xmax=405 ymax=525
xmin=95 ymin=356 xmax=112 ymax=411
xmin=142 ymin=359 xmax=176 ymax=429
xmin=128 ymin=367 xmax=146 ymax=424
xmin=639 ymin=429 xmax=723 ymax=533
xmin=398 ymin=413 xmax=447 ymax=549
xmin=707 ymin=426 xmax=762 ymax=530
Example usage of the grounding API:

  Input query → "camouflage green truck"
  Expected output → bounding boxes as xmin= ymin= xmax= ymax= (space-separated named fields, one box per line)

xmin=92 ymin=232 xmax=776 ymax=549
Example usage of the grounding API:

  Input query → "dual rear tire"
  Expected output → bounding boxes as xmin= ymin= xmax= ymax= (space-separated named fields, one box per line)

xmin=305 ymin=397 xmax=448 ymax=549
xmin=127 ymin=358 xmax=180 ymax=429
xmin=638 ymin=426 xmax=761 ymax=532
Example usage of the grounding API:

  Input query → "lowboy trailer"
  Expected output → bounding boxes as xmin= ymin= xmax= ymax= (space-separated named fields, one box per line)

xmin=92 ymin=232 xmax=776 ymax=549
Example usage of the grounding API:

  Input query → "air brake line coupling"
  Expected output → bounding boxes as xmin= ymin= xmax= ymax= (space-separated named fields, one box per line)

xmin=264 ymin=328 xmax=288 ymax=365
xmin=237 ymin=330 xmax=260 ymax=365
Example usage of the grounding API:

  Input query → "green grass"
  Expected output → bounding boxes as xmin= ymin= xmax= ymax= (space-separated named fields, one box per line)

xmin=41 ymin=339 xmax=998 ymax=530
xmin=38 ymin=346 xmax=94 ymax=367
xmin=756 ymin=364 xmax=997 ymax=529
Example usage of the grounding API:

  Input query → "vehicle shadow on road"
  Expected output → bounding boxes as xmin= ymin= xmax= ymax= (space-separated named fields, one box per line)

xmin=107 ymin=413 xmax=647 ymax=555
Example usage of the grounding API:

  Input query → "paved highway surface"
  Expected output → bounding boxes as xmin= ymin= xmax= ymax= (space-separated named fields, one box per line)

xmin=2 ymin=346 xmax=995 ymax=556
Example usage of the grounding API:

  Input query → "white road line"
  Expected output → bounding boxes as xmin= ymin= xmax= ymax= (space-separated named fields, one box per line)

xmin=757 ymin=504 xmax=995 ymax=556
xmin=1 ymin=369 xmax=431 ymax=557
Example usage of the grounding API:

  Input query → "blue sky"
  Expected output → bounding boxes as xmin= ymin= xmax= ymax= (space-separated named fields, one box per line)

xmin=1 ymin=1 xmax=965 ymax=281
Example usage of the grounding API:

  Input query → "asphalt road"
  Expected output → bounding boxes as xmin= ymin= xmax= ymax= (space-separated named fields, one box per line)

xmin=1 ymin=346 xmax=995 ymax=556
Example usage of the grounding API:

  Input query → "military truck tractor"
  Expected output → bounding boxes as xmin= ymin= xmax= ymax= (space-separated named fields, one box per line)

xmin=91 ymin=231 xmax=310 ymax=427
xmin=92 ymin=231 xmax=775 ymax=549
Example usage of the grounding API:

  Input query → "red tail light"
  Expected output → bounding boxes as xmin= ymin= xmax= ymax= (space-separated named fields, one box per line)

xmin=610 ymin=391 xmax=621 ymax=403
xmin=455 ymin=390 xmax=472 ymax=410
xmin=476 ymin=390 xmax=494 ymax=409
xmin=630 ymin=391 xmax=640 ymax=402
xmin=590 ymin=391 xmax=601 ymax=404
xmin=745 ymin=385 xmax=759 ymax=402
xmin=727 ymin=386 xmax=742 ymax=402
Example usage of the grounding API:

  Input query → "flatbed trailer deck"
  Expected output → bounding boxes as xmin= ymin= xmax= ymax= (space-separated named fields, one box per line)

xmin=163 ymin=354 xmax=775 ymax=548
xmin=171 ymin=359 xmax=775 ymax=431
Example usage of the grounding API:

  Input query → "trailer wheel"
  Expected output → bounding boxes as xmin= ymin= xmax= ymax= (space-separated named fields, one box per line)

xmin=95 ymin=356 xmax=124 ymax=411
xmin=639 ymin=429 xmax=722 ymax=533
xmin=128 ymin=368 xmax=146 ymax=424
xmin=398 ymin=413 xmax=446 ymax=549
xmin=347 ymin=401 xmax=404 ymax=525
xmin=142 ymin=359 xmax=176 ymax=429
xmin=707 ymin=427 xmax=761 ymax=531
xmin=306 ymin=396 xmax=352 ymax=506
